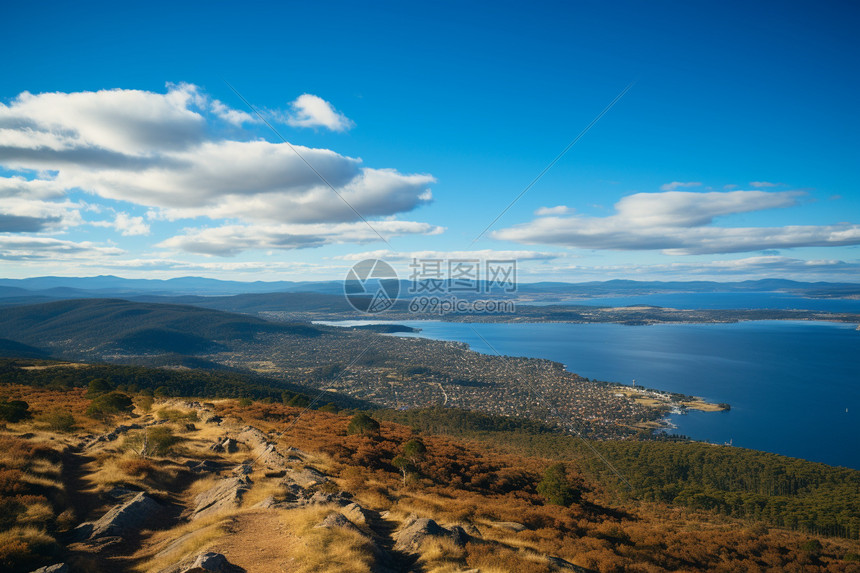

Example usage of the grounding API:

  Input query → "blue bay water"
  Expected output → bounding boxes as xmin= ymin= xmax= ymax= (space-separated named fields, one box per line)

xmin=321 ymin=318 xmax=860 ymax=469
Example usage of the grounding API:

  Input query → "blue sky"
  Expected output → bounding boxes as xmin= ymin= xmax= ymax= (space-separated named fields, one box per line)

xmin=1 ymin=0 xmax=858 ymax=282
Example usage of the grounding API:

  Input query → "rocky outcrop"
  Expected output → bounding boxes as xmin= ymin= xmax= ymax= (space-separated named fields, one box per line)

xmin=342 ymin=502 xmax=374 ymax=525
xmin=236 ymin=426 xmax=291 ymax=471
xmin=158 ymin=551 xmax=243 ymax=573
xmin=314 ymin=512 xmax=367 ymax=536
xmin=284 ymin=465 xmax=328 ymax=487
xmin=188 ymin=475 xmax=251 ymax=521
xmin=181 ymin=552 xmax=242 ymax=572
xmin=209 ymin=437 xmax=239 ymax=453
xmin=74 ymin=492 xmax=161 ymax=540
xmin=393 ymin=515 xmax=470 ymax=553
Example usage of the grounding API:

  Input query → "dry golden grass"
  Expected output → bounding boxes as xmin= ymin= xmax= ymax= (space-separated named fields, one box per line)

xmin=279 ymin=505 xmax=378 ymax=573
xmin=0 ymin=526 xmax=58 ymax=571
xmin=137 ymin=519 xmax=227 ymax=573
xmin=241 ymin=476 xmax=288 ymax=508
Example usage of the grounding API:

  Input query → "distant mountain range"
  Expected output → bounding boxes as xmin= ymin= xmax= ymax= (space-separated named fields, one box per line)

xmin=0 ymin=275 xmax=858 ymax=307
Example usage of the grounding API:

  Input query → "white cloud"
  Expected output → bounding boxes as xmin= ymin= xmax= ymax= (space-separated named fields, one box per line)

xmin=92 ymin=212 xmax=150 ymax=236
xmin=158 ymin=220 xmax=444 ymax=256
xmin=285 ymin=94 xmax=355 ymax=132
xmin=0 ymin=84 xmax=438 ymax=252
xmin=750 ymin=181 xmax=779 ymax=188
xmin=493 ymin=190 xmax=860 ymax=255
xmin=659 ymin=181 xmax=701 ymax=191
xmin=534 ymin=205 xmax=571 ymax=216
xmin=0 ymin=235 xmax=123 ymax=260
xmin=334 ymin=249 xmax=562 ymax=262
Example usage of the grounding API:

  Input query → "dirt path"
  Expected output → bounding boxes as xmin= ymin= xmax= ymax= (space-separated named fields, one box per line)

xmin=204 ymin=510 xmax=301 ymax=573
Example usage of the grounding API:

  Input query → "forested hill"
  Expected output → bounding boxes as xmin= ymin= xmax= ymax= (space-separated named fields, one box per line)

xmin=0 ymin=298 xmax=322 ymax=357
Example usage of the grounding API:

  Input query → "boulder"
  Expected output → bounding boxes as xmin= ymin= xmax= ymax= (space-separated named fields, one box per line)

xmin=314 ymin=512 xmax=365 ymax=535
xmin=188 ymin=476 xmax=250 ymax=521
xmin=393 ymin=515 xmax=470 ymax=553
xmin=182 ymin=552 xmax=241 ymax=572
xmin=159 ymin=551 xmax=243 ymax=573
xmin=74 ymin=492 xmax=161 ymax=540
xmin=341 ymin=502 xmax=374 ymax=525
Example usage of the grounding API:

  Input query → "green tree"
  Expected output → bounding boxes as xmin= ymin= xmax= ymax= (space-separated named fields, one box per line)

xmin=537 ymin=463 xmax=580 ymax=506
xmin=392 ymin=455 xmax=414 ymax=484
xmin=87 ymin=392 xmax=134 ymax=418
xmin=403 ymin=438 xmax=427 ymax=463
xmin=346 ymin=413 xmax=380 ymax=437
xmin=86 ymin=378 xmax=112 ymax=396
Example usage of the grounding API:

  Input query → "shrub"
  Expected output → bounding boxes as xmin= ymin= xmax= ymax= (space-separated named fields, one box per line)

xmin=0 ymin=400 xmax=30 ymax=423
xmin=346 ymin=413 xmax=380 ymax=437
xmin=37 ymin=410 xmax=77 ymax=433
xmin=156 ymin=408 xmax=197 ymax=422
xmin=124 ymin=427 xmax=182 ymax=457
xmin=537 ymin=463 xmax=580 ymax=506
xmin=86 ymin=392 xmax=134 ymax=418
xmin=86 ymin=378 xmax=112 ymax=396
xmin=136 ymin=395 xmax=154 ymax=413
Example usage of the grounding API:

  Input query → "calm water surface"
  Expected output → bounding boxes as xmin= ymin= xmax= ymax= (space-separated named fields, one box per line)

xmin=321 ymin=319 xmax=860 ymax=469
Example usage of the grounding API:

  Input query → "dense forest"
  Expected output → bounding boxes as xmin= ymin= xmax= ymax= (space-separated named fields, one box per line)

xmin=376 ymin=407 xmax=860 ymax=539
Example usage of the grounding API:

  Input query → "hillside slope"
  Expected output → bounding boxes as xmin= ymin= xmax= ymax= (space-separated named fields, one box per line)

xmin=0 ymin=298 xmax=322 ymax=357
xmin=0 ymin=385 xmax=857 ymax=573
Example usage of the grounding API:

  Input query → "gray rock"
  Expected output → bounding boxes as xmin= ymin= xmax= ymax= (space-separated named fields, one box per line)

xmin=75 ymin=492 xmax=161 ymax=540
xmin=314 ymin=512 xmax=367 ymax=536
xmin=182 ymin=551 xmax=240 ymax=572
xmin=284 ymin=466 xmax=328 ymax=488
xmin=236 ymin=426 xmax=290 ymax=470
xmin=341 ymin=502 xmax=374 ymax=525
xmin=188 ymin=475 xmax=250 ymax=521
xmin=160 ymin=551 xmax=242 ymax=573
xmin=393 ymin=515 xmax=470 ymax=553
xmin=186 ymin=460 xmax=219 ymax=473
xmin=29 ymin=564 xmax=69 ymax=573
xmin=490 ymin=520 xmax=527 ymax=532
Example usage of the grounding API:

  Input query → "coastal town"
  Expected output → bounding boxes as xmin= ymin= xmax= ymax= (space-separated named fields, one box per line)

xmin=221 ymin=325 xmax=722 ymax=439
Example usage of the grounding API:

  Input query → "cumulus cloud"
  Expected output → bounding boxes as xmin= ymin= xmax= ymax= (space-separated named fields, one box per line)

xmin=158 ymin=220 xmax=444 ymax=256
xmin=92 ymin=212 xmax=150 ymax=236
xmin=534 ymin=205 xmax=571 ymax=216
xmin=285 ymin=94 xmax=355 ymax=132
xmin=0 ymin=84 xmax=437 ymax=253
xmin=493 ymin=190 xmax=860 ymax=255
xmin=659 ymin=181 xmax=701 ymax=191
